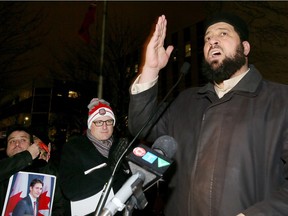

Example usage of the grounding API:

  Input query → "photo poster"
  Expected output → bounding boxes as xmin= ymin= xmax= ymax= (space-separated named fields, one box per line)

xmin=2 ymin=171 xmax=56 ymax=216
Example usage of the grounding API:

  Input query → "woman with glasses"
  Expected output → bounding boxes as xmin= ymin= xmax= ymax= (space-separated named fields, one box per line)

xmin=59 ymin=98 xmax=130 ymax=215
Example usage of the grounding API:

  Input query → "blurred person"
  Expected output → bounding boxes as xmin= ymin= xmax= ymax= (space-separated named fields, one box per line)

xmin=0 ymin=125 xmax=67 ymax=215
xmin=12 ymin=178 xmax=43 ymax=216
xmin=59 ymin=98 xmax=130 ymax=215
xmin=128 ymin=13 xmax=288 ymax=215
xmin=32 ymin=133 xmax=51 ymax=162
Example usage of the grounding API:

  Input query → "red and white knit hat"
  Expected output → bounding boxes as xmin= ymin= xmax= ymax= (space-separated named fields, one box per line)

xmin=87 ymin=98 xmax=116 ymax=129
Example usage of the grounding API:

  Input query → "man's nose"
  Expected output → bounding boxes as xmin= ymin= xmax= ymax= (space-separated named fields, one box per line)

xmin=15 ymin=140 xmax=21 ymax=146
xmin=209 ymin=35 xmax=219 ymax=46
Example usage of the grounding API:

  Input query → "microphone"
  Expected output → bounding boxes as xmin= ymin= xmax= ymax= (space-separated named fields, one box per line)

xmin=100 ymin=171 xmax=146 ymax=216
xmin=94 ymin=62 xmax=189 ymax=216
xmin=126 ymin=135 xmax=177 ymax=188
xmin=151 ymin=135 xmax=177 ymax=158
xmin=100 ymin=135 xmax=177 ymax=216
xmin=179 ymin=61 xmax=191 ymax=75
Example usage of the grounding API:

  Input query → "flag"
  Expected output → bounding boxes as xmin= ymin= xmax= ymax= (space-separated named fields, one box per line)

xmin=38 ymin=175 xmax=52 ymax=216
xmin=78 ymin=3 xmax=97 ymax=43
xmin=4 ymin=172 xmax=29 ymax=216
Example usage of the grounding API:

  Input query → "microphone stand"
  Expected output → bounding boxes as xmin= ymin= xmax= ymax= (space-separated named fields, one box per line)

xmin=94 ymin=62 xmax=190 ymax=216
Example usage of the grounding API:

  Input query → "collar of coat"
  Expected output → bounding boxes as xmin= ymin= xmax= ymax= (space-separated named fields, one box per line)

xmin=198 ymin=64 xmax=262 ymax=98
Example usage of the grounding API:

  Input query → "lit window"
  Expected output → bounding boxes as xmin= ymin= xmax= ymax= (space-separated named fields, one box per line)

xmin=185 ymin=44 xmax=191 ymax=57
xmin=68 ymin=91 xmax=79 ymax=98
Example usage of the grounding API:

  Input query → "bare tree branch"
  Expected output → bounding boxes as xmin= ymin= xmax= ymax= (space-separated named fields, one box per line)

xmin=0 ymin=2 xmax=47 ymax=92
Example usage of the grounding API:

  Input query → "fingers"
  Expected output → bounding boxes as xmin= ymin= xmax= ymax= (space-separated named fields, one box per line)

xmin=39 ymin=150 xmax=50 ymax=162
xmin=159 ymin=17 xmax=167 ymax=47
xmin=27 ymin=143 xmax=41 ymax=160
xmin=153 ymin=15 xmax=166 ymax=46
xmin=38 ymin=142 xmax=51 ymax=162
xmin=140 ymin=14 xmax=171 ymax=82
xmin=166 ymin=45 xmax=174 ymax=57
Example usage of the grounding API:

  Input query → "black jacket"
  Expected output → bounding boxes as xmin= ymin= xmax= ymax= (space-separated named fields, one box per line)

xmin=128 ymin=65 xmax=288 ymax=216
xmin=59 ymin=135 xmax=130 ymax=213
xmin=0 ymin=151 xmax=67 ymax=215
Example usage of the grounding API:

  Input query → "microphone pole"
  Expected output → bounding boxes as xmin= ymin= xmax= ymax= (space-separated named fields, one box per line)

xmin=94 ymin=62 xmax=190 ymax=216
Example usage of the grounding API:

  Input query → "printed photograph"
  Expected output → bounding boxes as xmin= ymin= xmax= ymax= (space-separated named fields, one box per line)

xmin=2 ymin=171 xmax=56 ymax=216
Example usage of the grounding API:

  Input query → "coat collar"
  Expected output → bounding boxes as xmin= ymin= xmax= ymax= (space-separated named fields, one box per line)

xmin=198 ymin=64 xmax=263 ymax=97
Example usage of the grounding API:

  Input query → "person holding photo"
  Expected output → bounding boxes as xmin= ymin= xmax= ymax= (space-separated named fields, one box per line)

xmin=0 ymin=125 xmax=67 ymax=215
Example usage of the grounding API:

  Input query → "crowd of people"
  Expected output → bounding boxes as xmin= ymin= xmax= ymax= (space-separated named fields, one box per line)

xmin=1 ymin=11 xmax=288 ymax=216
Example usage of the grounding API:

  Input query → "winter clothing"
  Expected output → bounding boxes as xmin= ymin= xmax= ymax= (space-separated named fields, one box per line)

xmin=59 ymin=135 xmax=130 ymax=214
xmin=87 ymin=98 xmax=116 ymax=129
xmin=0 ymin=151 xmax=67 ymax=215
xmin=128 ymin=65 xmax=288 ymax=216
xmin=204 ymin=12 xmax=249 ymax=41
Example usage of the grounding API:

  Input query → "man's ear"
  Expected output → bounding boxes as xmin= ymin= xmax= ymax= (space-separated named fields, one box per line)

xmin=242 ymin=41 xmax=250 ymax=56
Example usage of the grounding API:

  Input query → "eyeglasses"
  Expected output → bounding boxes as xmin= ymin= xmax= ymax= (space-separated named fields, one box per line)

xmin=93 ymin=119 xmax=114 ymax=127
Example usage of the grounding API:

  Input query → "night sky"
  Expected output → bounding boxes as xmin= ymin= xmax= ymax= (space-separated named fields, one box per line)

xmin=3 ymin=2 xmax=288 ymax=90
xmin=27 ymin=2 xmax=206 ymax=63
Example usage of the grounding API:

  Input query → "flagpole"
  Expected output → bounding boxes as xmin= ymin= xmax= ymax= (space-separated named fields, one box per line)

xmin=97 ymin=0 xmax=107 ymax=99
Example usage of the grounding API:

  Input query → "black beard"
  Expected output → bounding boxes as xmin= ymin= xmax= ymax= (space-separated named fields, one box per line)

xmin=201 ymin=44 xmax=246 ymax=84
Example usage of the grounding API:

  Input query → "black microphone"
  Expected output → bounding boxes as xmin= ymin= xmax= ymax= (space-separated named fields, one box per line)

xmin=94 ymin=62 xmax=189 ymax=216
xmin=126 ymin=135 xmax=177 ymax=188
xmin=100 ymin=135 xmax=177 ymax=216
xmin=152 ymin=135 xmax=177 ymax=159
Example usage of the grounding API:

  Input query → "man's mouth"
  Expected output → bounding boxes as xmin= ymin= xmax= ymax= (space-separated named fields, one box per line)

xmin=209 ymin=49 xmax=222 ymax=58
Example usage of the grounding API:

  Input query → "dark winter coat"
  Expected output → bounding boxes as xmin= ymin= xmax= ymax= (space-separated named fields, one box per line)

xmin=59 ymin=135 xmax=130 ymax=214
xmin=0 ymin=151 xmax=67 ymax=215
xmin=128 ymin=65 xmax=288 ymax=216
